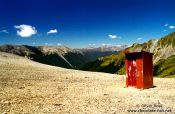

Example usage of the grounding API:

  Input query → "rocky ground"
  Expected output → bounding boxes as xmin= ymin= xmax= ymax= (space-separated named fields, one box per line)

xmin=0 ymin=52 xmax=175 ymax=114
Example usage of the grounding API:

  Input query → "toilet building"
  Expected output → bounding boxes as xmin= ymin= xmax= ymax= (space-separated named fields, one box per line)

xmin=125 ymin=49 xmax=153 ymax=89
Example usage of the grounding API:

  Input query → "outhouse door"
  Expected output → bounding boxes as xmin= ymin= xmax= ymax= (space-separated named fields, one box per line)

xmin=127 ymin=57 xmax=137 ymax=86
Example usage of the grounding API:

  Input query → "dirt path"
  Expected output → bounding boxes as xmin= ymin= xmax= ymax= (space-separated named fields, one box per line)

xmin=0 ymin=52 xmax=175 ymax=114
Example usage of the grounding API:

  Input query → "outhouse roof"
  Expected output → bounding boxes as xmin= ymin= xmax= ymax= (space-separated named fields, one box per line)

xmin=125 ymin=49 xmax=153 ymax=55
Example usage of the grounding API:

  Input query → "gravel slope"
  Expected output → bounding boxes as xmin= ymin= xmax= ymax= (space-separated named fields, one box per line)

xmin=0 ymin=52 xmax=175 ymax=114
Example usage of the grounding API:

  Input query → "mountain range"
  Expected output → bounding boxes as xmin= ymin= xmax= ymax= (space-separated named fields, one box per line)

xmin=0 ymin=44 xmax=127 ymax=69
xmin=1 ymin=32 xmax=175 ymax=77
xmin=81 ymin=32 xmax=175 ymax=78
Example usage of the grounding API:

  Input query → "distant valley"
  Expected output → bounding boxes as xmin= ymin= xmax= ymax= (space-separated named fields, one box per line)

xmin=0 ymin=44 xmax=127 ymax=69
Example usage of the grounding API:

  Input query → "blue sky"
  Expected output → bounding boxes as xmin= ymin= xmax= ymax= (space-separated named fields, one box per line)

xmin=0 ymin=0 xmax=175 ymax=48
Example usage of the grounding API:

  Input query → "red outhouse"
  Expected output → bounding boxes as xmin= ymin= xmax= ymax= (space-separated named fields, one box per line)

xmin=125 ymin=49 xmax=153 ymax=89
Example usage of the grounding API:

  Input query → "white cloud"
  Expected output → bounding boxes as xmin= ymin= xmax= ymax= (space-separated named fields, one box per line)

xmin=108 ymin=34 xmax=117 ymax=39
xmin=89 ymin=43 xmax=96 ymax=46
xmin=14 ymin=24 xmax=37 ymax=37
xmin=116 ymin=44 xmax=122 ymax=47
xmin=47 ymin=29 xmax=57 ymax=34
xmin=137 ymin=37 xmax=142 ymax=41
xmin=169 ymin=26 xmax=175 ymax=29
xmin=101 ymin=43 xmax=111 ymax=46
xmin=32 ymin=42 xmax=36 ymax=45
xmin=57 ymin=43 xmax=62 ymax=46
xmin=163 ymin=29 xmax=167 ymax=32
xmin=164 ymin=24 xmax=169 ymax=27
xmin=1 ymin=29 xmax=8 ymax=33
xmin=45 ymin=43 xmax=53 ymax=46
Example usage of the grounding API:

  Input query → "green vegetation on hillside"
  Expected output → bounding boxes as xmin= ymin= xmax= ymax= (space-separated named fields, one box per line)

xmin=154 ymin=55 xmax=175 ymax=78
xmin=81 ymin=51 xmax=125 ymax=74
xmin=157 ymin=32 xmax=175 ymax=48
xmin=82 ymin=50 xmax=175 ymax=78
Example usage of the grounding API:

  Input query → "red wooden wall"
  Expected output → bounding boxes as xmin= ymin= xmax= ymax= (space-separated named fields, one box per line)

xmin=125 ymin=50 xmax=153 ymax=89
